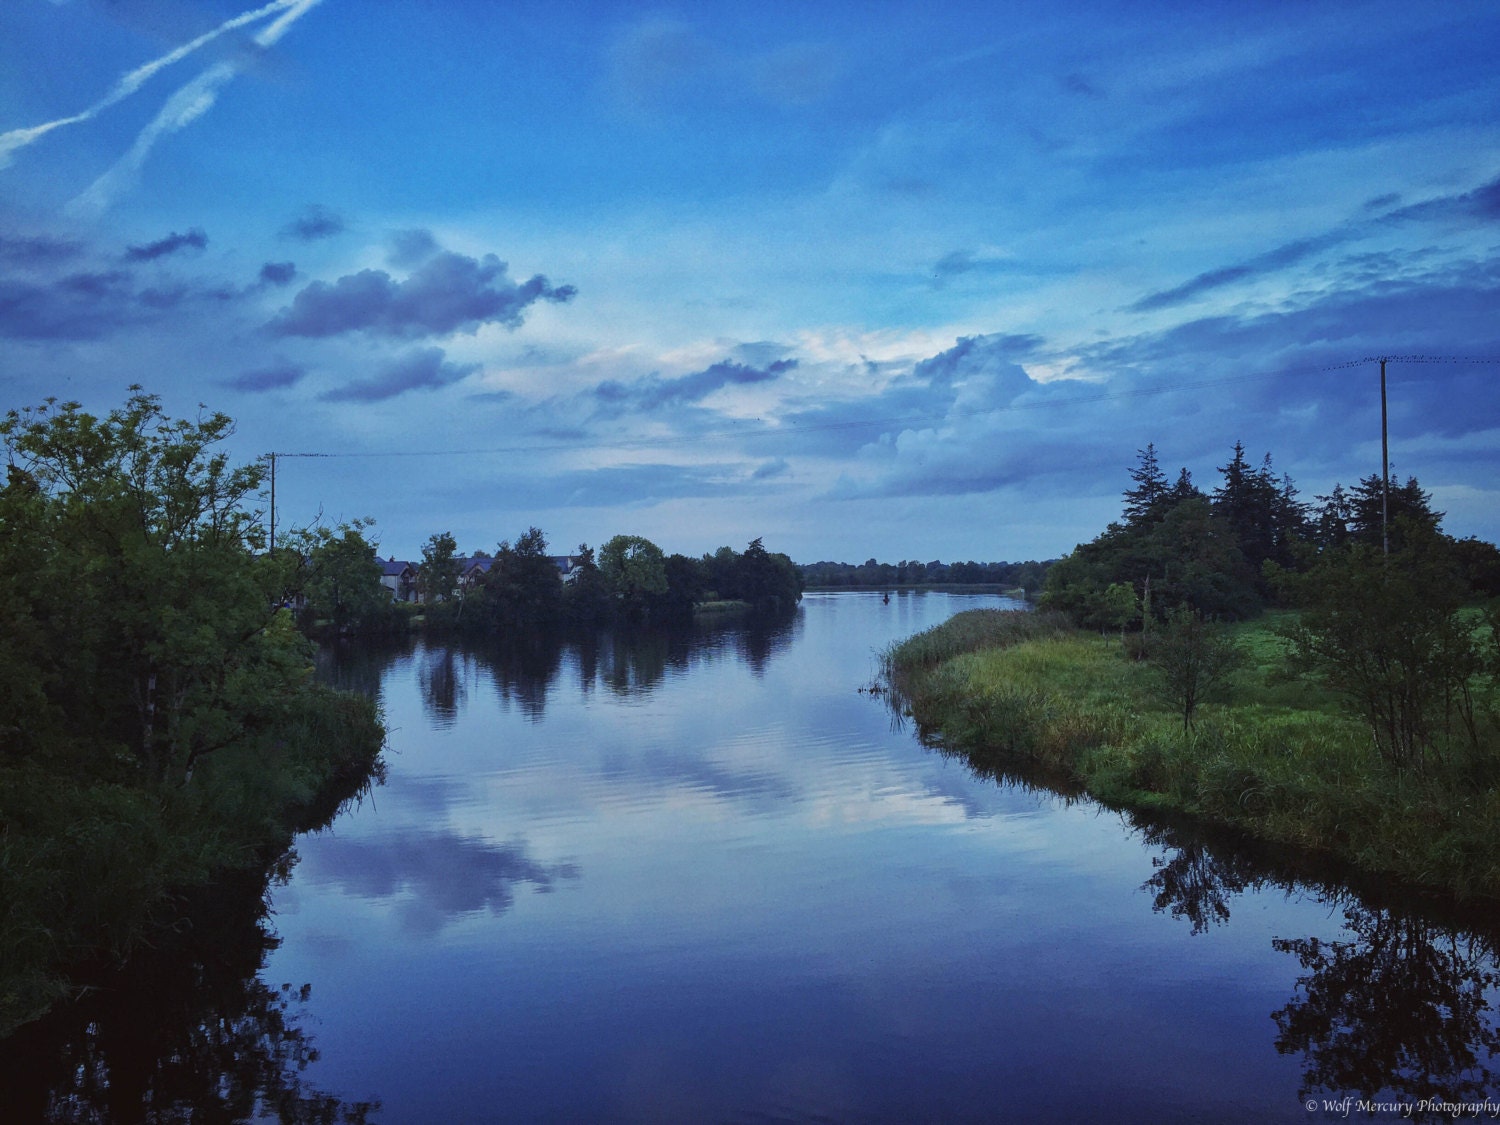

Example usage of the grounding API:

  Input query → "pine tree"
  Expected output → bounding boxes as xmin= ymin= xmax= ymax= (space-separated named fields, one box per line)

xmin=1123 ymin=443 xmax=1170 ymax=525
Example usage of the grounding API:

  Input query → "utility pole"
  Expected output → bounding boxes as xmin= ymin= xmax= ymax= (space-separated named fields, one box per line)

xmin=267 ymin=452 xmax=277 ymax=558
xmin=1380 ymin=357 xmax=1392 ymax=561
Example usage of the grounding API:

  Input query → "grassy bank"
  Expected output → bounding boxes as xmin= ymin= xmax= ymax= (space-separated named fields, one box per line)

xmin=0 ymin=685 xmax=385 ymax=1038
xmin=884 ymin=609 xmax=1500 ymax=901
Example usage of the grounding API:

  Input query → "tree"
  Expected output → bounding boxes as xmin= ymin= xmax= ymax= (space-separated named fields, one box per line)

xmin=1278 ymin=521 xmax=1491 ymax=773
xmin=1146 ymin=607 xmax=1242 ymax=732
xmin=1100 ymin=581 xmax=1139 ymax=645
xmin=0 ymin=389 xmax=308 ymax=783
xmin=562 ymin=543 xmax=611 ymax=624
xmin=474 ymin=526 xmax=562 ymax=630
xmin=302 ymin=519 xmax=389 ymax=633
xmin=736 ymin=536 xmax=804 ymax=613
xmin=1123 ymin=443 xmax=1169 ymax=525
xmin=418 ymin=531 xmax=460 ymax=604
xmin=598 ymin=534 xmax=668 ymax=621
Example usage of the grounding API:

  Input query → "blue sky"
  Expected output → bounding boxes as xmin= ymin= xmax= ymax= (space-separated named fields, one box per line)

xmin=3 ymin=0 xmax=1498 ymax=563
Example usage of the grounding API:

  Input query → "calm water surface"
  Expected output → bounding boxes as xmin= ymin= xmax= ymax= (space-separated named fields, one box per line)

xmin=9 ymin=592 xmax=1497 ymax=1122
xmin=269 ymin=592 xmax=1500 ymax=1122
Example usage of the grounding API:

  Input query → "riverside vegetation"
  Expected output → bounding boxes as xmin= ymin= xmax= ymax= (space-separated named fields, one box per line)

xmin=0 ymin=391 xmax=385 ymax=1037
xmin=884 ymin=443 xmax=1500 ymax=901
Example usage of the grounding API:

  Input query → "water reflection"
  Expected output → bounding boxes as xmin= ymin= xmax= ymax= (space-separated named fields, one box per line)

xmin=1138 ymin=822 xmax=1263 ymax=935
xmin=1274 ymin=904 xmax=1500 ymax=1110
xmin=1132 ymin=814 xmax=1500 ymax=1110
xmin=418 ymin=645 xmax=466 ymax=727
xmin=302 ymin=829 xmax=579 ymax=936
xmin=0 ymin=871 xmax=380 ymax=1124
xmin=919 ymin=715 xmax=1500 ymax=1109
xmin=318 ymin=613 xmax=804 ymax=727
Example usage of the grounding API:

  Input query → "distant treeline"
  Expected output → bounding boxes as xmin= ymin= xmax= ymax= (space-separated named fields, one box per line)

xmin=800 ymin=558 xmax=1053 ymax=592
xmin=301 ymin=527 xmax=803 ymax=636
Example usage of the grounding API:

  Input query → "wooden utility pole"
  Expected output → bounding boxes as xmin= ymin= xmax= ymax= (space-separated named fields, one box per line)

xmin=267 ymin=452 xmax=277 ymax=558
xmin=1380 ymin=357 xmax=1392 ymax=561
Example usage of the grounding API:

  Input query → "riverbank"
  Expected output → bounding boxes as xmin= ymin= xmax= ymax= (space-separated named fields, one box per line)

xmin=883 ymin=609 xmax=1500 ymax=902
xmin=0 ymin=683 xmax=385 ymax=1038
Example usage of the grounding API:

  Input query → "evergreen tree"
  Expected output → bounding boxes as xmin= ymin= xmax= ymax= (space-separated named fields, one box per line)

xmin=1123 ymin=443 xmax=1170 ymax=524
xmin=1169 ymin=466 xmax=1203 ymax=504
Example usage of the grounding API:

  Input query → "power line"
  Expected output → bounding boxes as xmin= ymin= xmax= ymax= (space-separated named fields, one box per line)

xmin=259 ymin=352 xmax=1500 ymax=462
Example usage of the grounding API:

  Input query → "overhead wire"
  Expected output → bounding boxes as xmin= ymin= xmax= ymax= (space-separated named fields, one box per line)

xmin=260 ymin=353 xmax=1500 ymax=461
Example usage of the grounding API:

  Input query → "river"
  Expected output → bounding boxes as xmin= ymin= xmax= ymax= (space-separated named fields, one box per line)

xmin=6 ymin=591 xmax=1499 ymax=1122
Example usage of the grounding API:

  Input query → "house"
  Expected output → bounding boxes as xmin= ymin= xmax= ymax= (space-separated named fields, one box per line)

xmin=549 ymin=555 xmax=582 ymax=583
xmin=376 ymin=556 xmax=418 ymax=602
xmin=458 ymin=556 xmax=495 ymax=592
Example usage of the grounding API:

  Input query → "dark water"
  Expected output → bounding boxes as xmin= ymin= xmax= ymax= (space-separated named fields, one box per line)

xmin=5 ymin=592 xmax=1499 ymax=1122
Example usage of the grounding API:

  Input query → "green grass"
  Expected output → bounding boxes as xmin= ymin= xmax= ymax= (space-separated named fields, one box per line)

xmin=886 ymin=611 xmax=1500 ymax=901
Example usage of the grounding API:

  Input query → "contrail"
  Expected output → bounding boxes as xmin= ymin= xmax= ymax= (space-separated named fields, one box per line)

xmin=66 ymin=0 xmax=326 ymax=220
xmin=0 ymin=0 xmax=303 ymax=170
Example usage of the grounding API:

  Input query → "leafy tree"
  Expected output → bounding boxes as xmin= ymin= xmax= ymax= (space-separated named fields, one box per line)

xmin=1146 ymin=606 xmax=1242 ymax=732
xmin=660 ymin=553 xmax=705 ymax=618
xmin=1277 ymin=521 xmax=1492 ymax=773
xmin=598 ymin=534 xmax=668 ymax=622
xmin=1100 ymin=581 xmax=1139 ymax=644
xmin=737 ymin=536 xmax=803 ymax=613
xmin=473 ymin=526 xmax=563 ymax=630
xmin=0 ymin=390 xmax=385 ymax=1026
xmin=0 ymin=390 xmax=307 ymax=784
xmin=301 ymin=519 xmax=391 ymax=633
xmin=562 ymin=543 xmax=612 ymax=624
xmin=418 ymin=531 xmax=460 ymax=604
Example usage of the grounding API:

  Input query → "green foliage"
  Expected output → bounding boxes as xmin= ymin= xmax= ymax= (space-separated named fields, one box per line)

xmin=299 ymin=519 xmax=401 ymax=635
xmin=799 ymin=556 xmax=1052 ymax=591
xmin=885 ymin=611 xmax=1500 ymax=900
xmin=1276 ymin=521 xmax=1496 ymax=774
xmin=417 ymin=530 xmax=460 ymax=605
xmin=1145 ymin=607 xmax=1243 ymax=732
xmin=598 ymin=534 xmax=669 ymax=621
xmin=561 ymin=543 xmax=612 ymax=624
xmin=465 ymin=526 xmax=564 ymax=631
xmin=0 ymin=389 xmax=385 ymax=1033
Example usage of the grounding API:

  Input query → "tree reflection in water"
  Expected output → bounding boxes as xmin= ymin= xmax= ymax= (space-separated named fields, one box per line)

xmin=1134 ymin=817 xmax=1500 ymax=1110
xmin=1273 ymin=905 xmax=1500 ymax=1109
xmin=0 ymin=869 xmax=379 ymax=1124
xmin=1138 ymin=823 xmax=1263 ymax=935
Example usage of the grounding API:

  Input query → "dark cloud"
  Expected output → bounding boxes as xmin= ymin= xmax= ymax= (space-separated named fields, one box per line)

xmin=594 ymin=357 xmax=796 ymax=412
xmin=281 ymin=205 xmax=345 ymax=242
xmin=914 ymin=334 xmax=1042 ymax=391
xmin=1134 ymin=174 xmax=1500 ymax=314
xmin=320 ymin=346 xmax=479 ymax=402
xmin=752 ymin=458 xmax=790 ymax=480
xmin=0 ymin=269 xmax=138 ymax=339
xmin=222 ymin=361 xmax=306 ymax=393
xmin=258 ymin=261 xmax=296 ymax=287
xmin=123 ymin=228 xmax=207 ymax=262
xmin=268 ymin=251 xmax=577 ymax=339
xmin=0 ymin=234 xmax=83 ymax=268
xmin=1130 ymin=231 xmax=1350 ymax=312
xmin=387 ymin=228 xmax=440 ymax=268
xmin=1468 ymin=175 xmax=1500 ymax=221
